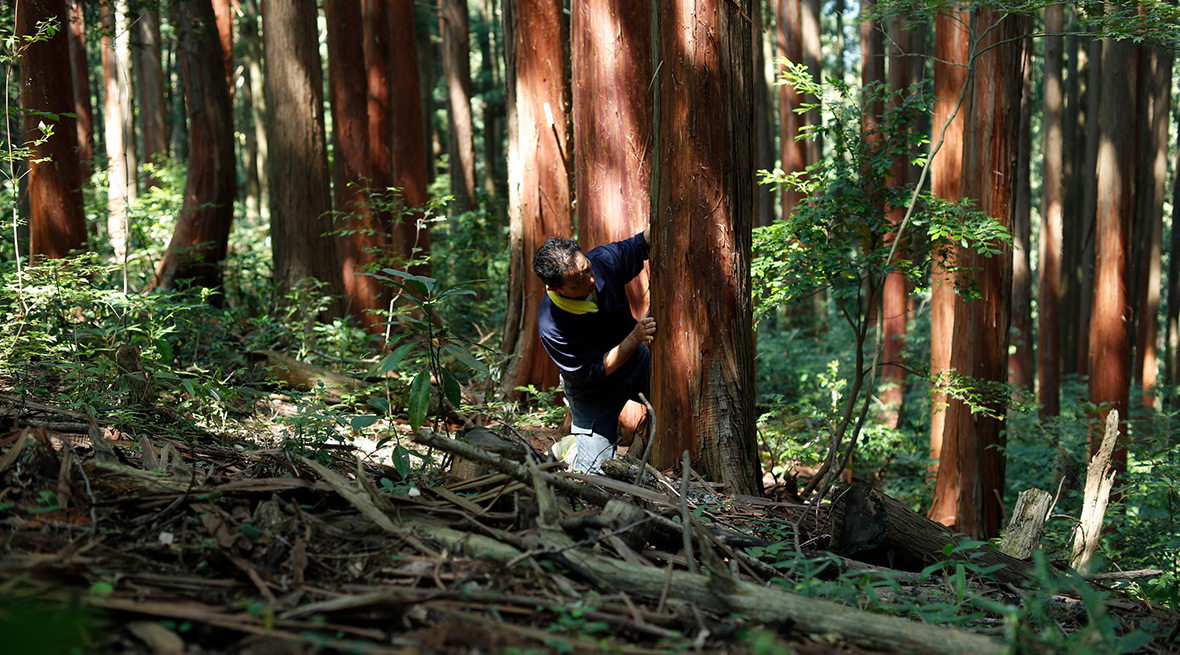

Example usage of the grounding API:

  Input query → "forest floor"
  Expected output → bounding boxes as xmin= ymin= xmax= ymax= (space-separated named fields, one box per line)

xmin=1 ymin=390 xmax=1178 ymax=655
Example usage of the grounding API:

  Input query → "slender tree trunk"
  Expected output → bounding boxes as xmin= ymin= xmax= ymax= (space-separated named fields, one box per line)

xmin=777 ymin=0 xmax=805 ymax=218
xmin=880 ymin=14 xmax=910 ymax=429
xmin=211 ymin=0 xmax=234 ymax=104
xmin=442 ymin=0 xmax=476 ymax=212
xmin=1038 ymin=4 xmax=1064 ymax=418
xmin=1009 ymin=39 xmax=1034 ymax=392
xmin=926 ymin=8 xmax=968 ymax=499
xmin=500 ymin=0 xmax=572 ymax=398
xmin=19 ymin=0 xmax=88 ymax=258
xmin=801 ymin=0 xmax=821 ymax=163
xmin=1088 ymin=30 xmax=1141 ymax=477
xmin=153 ymin=0 xmax=236 ymax=297
xmin=101 ymin=0 xmax=134 ymax=263
xmin=261 ymin=0 xmax=344 ymax=314
xmin=755 ymin=0 xmax=776 ymax=228
xmin=651 ymin=0 xmax=762 ymax=495
xmin=1132 ymin=46 xmax=1170 ymax=412
xmin=389 ymin=0 xmax=432 ymax=273
xmin=136 ymin=7 xmax=168 ymax=189
xmin=365 ymin=0 xmax=392 ymax=228
xmin=240 ymin=2 xmax=263 ymax=220
xmin=566 ymin=0 xmax=651 ymax=434
xmin=1076 ymin=32 xmax=1102 ymax=376
xmin=326 ymin=0 xmax=386 ymax=332
xmin=66 ymin=0 xmax=94 ymax=180
xmin=1165 ymin=98 xmax=1180 ymax=401
xmin=931 ymin=10 xmax=1026 ymax=540
xmin=1060 ymin=19 xmax=1083 ymax=377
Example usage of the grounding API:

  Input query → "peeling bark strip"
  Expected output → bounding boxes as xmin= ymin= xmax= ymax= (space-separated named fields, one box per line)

xmin=20 ymin=0 xmax=88 ymax=258
xmin=650 ymin=0 xmax=761 ymax=495
xmin=500 ymin=0 xmax=572 ymax=397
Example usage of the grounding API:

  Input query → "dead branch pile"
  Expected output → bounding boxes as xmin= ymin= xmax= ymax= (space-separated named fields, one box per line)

xmin=0 ymin=407 xmax=1175 ymax=654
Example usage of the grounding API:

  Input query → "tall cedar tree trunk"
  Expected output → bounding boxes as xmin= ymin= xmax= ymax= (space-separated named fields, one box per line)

xmin=364 ymin=0 xmax=392 ymax=230
xmin=651 ymin=0 xmax=762 ymax=495
xmin=66 ymin=0 xmax=94 ymax=180
xmin=1038 ymin=4 xmax=1065 ymax=418
xmin=101 ymin=0 xmax=134 ymax=263
xmin=212 ymin=0 xmax=233 ymax=103
xmin=443 ymin=0 xmax=476 ymax=212
xmin=931 ymin=10 xmax=1026 ymax=540
xmin=801 ymin=0 xmax=821 ymax=164
xmin=137 ymin=7 xmax=168 ymax=189
xmin=1009 ymin=40 xmax=1033 ymax=391
xmin=261 ymin=0 xmax=344 ymax=314
xmin=240 ymin=3 xmax=263 ymax=220
xmin=754 ymin=0 xmax=776 ymax=228
xmin=569 ymin=0 xmax=651 ymax=436
xmin=1060 ymin=22 xmax=1084 ymax=377
xmin=777 ymin=0 xmax=805 ymax=218
xmin=859 ymin=0 xmax=883 ymax=457
xmin=880 ymin=14 xmax=909 ymax=429
xmin=388 ymin=0 xmax=432 ymax=273
xmin=926 ymin=8 xmax=967 ymax=495
xmin=1132 ymin=46 xmax=1171 ymax=411
xmin=326 ymin=0 xmax=386 ymax=332
xmin=1076 ymin=34 xmax=1102 ymax=375
xmin=153 ymin=0 xmax=236 ymax=296
xmin=500 ymin=0 xmax=572 ymax=398
xmin=19 ymin=0 xmax=88 ymax=258
xmin=1088 ymin=32 xmax=1142 ymax=475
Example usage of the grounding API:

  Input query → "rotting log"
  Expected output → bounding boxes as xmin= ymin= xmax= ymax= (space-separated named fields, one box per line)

xmin=829 ymin=483 xmax=1035 ymax=585
xmin=1000 ymin=488 xmax=1052 ymax=559
xmin=414 ymin=521 xmax=1005 ymax=655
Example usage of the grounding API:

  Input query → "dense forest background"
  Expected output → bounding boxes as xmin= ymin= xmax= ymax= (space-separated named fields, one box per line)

xmin=4 ymin=0 xmax=1180 ymax=649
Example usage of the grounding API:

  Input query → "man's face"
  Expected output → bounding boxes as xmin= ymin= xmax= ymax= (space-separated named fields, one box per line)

xmin=552 ymin=252 xmax=596 ymax=298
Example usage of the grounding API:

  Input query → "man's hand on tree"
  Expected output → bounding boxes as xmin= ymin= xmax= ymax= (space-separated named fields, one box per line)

xmin=630 ymin=316 xmax=656 ymax=345
xmin=605 ymin=316 xmax=656 ymax=376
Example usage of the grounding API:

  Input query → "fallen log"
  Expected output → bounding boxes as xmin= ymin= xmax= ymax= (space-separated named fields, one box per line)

xmin=828 ymin=483 xmax=1035 ymax=585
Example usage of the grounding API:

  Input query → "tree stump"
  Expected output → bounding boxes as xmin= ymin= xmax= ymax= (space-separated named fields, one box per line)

xmin=999 ymin=488 xmax=1052 ymax=559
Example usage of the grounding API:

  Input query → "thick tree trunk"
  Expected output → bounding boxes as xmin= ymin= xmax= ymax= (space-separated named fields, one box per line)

xmin=1132 ymin=46 xmax=1171 ymax=412
xmin=101 ymin=0 xmax=135 ymax=264
xmin=932 ymin=10 xmax=1026 ymax=540
xmin=500 ymin=0 xmax=572 ymax=398
xmin=388 ymin=0 xmax=431 ymax=273
xmin=777 ymin=0 xmax=805 ymax=218
xmin=442 ymin=0 xmax=476 ymax=212
xmin=364 ymin=0 xmax=392 ymax=227
xmin=1038 ymin=4 xmax=1064 ymax=418
xmin=1167 ymin=101 xmax=1180 ymax=400
xmin=261 ymin=0 xmax=344 ymax=315
xmin=651 ymin=0 xmax=761 ymax=495
xmin=153 ymin=0 xmax=236 ymax=297
xmin=801 ymin=0 xmax=821 ymax=163
xmin=1059 ymin=19 xmax=1083 ymax=377
xmin=326 ymin=0 xmax=387 ymax=332
xmin=1009 ymin=40 xmax=1033 ymax=391
xmin=66 ymin=0 xmax=95 ymax=180
xmin=1088 ymin=31 xmax=1141 ymax=476
xmin=19 ymin=0 xmax=88 ymax=258
xmin=1076 ymin=34 xmax=1102 ymax=376
xmin=926 ymin=9 xmax=968 ymax=500
xmin=136 ymin=7 xmax=168 ymax=189
xmin=880 ymin=14 xmax=910 ymax=430
xmin=567 ymin=0 xmax=651 ymax=433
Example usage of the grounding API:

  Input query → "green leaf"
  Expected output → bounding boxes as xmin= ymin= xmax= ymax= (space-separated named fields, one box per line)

xmin=1117 ymin=631 xmax=1155 ymax=654
xmin=350 ymin=415 xmax=379 ymax=431
xmin=442 ymin=370 xmax=461 ymax=407
xmin=407 ymin=370 xmax=431 ymax=430
xmin=367 ymin=397 xmax=391 ymax=414
xmin=371 ymin=342 xmax=415 ymax=376
xmin=443 ymin=344 xmax=488 ymax=376
xmin=241 ymin=523 xmax=262 ymax=540
xmin=391 ymin=445 xmax=411 ymax=479
xmin=155 ymin=337 xmax=173 ymax=364
xmin=89 ymin=581 xmax=115 ymax=597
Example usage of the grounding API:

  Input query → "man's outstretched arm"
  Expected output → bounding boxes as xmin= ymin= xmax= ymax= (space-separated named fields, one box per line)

xmin=603 ymin=316 xmax=656 ymax=376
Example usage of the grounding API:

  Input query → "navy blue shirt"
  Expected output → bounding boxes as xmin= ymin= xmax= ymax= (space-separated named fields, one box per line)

xmin=538 ymin=232 xmax=650 ymax=389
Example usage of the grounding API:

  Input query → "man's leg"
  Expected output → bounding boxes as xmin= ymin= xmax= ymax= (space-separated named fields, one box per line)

xmin=563 ymin=384 xmax=629 ymax=473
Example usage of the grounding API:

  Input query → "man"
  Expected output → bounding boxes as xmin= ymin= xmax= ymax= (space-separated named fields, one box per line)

xmin=532 ymin=228 xmax=655 ymax=473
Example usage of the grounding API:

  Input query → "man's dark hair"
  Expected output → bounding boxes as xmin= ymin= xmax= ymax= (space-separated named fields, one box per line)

xmin=533 ymin=237 xmax=582 ymax=288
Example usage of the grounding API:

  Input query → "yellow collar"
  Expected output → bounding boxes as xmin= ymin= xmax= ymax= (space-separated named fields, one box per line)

xmin=548 ymin=290 xmax=598 ymax=315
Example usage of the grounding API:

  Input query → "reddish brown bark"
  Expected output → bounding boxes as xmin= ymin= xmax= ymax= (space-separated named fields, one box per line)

xmin=1088 ymin=33 xmax=1142 ymax=476
xmin=1076 ymin=35 xmax=1103 ymax=376
xmin=137 ymin=7 xmax=168 ymax=188
xmin=926 ymin=8 xmax=967 ymax=501
xmin=326 ymin=0 xmax=387 ymax=331
xmin=261 ymin=0 xmax=344 ymax=311
xmin=442 ymin=0 xmax=476 ymax=212
xmin=153 ymin=0 xmax=236 ymax=296
xmin=777 ymin=0 xmax=805 ymax=218
xmin=66 ymin=0 xmax=94 ymax=179
xmin=500 ymin=0 xmax=572 ymax=398
xmin=880 ymin=14 xmax=910 ymax=430
xmin=650 ymin=0 xmax=761 ymax=495
xmin=388 ymin=0 xmax=431 ymax=272
xmin=212 ymin=0 xmax=234 ymax=103
xmin=1010 ymin=40 xmax=1034 ymax=391
xmin=931 ymin=10 xmax=1026 ymax=540
xmin=364 ymin=0 xmax=391 ymax=222
xmin=801 ymin=0 xmax=821 ymax=165
xmin=1038 ymin=5 xmax=1064 ymax=418
xmin=19 ymin=0 xmax=88 ymax=258
xmin=568 ymin=0 xmax=652 ymax=435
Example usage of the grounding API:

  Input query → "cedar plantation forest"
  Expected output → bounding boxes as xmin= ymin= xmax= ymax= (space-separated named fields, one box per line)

xmin=3 ymin=0 xmax=1180 ymax=653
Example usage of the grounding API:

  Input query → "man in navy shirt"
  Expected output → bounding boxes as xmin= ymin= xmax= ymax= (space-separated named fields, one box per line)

xmin=532 ymin=228 xmax=655 ymax=472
